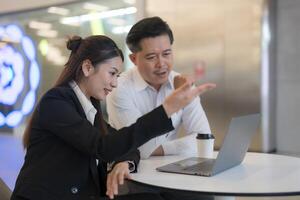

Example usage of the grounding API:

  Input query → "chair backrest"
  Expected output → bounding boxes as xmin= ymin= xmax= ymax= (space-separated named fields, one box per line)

xmin=0 ymin=178 xmax=12 ymax=200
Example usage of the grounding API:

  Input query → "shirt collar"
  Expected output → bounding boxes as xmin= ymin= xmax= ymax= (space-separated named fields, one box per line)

xmin=132 ymin=67 xmax=149 ymax=92
xmin=132 ymin=67 xmax=174 ymax=92
xmin=69 ymin=81 xmax=96 ymax=118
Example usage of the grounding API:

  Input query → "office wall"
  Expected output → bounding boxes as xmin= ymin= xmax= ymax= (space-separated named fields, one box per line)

xmin=276 ymin=0 xmax=300 ymax=155
xmin=145 ymin=0 xmax=274 ymax=152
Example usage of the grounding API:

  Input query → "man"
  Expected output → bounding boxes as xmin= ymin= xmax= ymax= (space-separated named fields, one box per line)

xmin=106 ymin=16 xmax=211 ymax=159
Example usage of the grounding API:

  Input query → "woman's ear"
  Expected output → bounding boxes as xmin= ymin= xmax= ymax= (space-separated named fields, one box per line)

xmin=82 ymin=59 xmax=94 ymax=77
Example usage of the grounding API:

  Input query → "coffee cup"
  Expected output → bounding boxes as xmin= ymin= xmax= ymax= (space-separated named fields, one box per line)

xmin=196 ymin=133 xmax=215 ymax=158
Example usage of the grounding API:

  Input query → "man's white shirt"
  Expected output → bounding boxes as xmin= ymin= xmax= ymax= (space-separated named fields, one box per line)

xmin=106 ymin=67 xmax=211 ymax=159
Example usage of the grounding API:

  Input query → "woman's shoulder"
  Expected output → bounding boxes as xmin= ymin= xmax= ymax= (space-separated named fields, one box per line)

xmin=42 ymin=85 xmax=75 ymax=101
xmin=37 ymin=85 xmax=79 ymax=113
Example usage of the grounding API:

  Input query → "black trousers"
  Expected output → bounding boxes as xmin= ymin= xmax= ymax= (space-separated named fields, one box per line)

xmin=12 ymin=193 xmax=165 ymax=200
xmin=113 ymin=193 xmax=165 ymax=200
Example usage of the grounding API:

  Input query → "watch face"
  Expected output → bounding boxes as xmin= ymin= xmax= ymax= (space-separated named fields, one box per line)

xmin=128 ymin=161 xmax=135 ymax=172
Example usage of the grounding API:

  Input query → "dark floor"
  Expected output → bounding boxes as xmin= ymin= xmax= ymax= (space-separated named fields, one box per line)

xmin=0 ymin=134 xmax=24 ymax=190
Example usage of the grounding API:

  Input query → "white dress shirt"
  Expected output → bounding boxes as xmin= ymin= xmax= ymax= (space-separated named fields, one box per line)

xmin=106 ymin=67 xmax=211 ymax=159
xmin=70 ymin=81 xmax=97 ymax=125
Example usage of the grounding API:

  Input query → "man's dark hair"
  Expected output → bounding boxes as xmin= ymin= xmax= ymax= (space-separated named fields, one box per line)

xmin=126 ymin=16 xmax=174 ymax=52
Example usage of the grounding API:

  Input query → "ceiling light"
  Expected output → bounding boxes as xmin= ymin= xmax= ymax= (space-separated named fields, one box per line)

xmin=60 ymin=7 xmax=137 ymax=26
xmin=123 ymin=0 xmax=136 ymax=5
xmin=83 ymin=3 xmax=108 ymax=11
xmin=36 ymin=30 xmax=58 ymax=38
xmin=48 ymin=7 xmax=70 ymax=16
xmin=29 ymin=21 xmax=52 ymax=30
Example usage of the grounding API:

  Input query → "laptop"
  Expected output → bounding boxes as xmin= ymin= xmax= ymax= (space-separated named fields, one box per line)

xmin=156 ymin=113 xmax=260 ymax=177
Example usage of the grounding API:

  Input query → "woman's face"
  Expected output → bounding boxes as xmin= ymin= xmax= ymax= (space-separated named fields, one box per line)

xmin=82 ymin=56 xmax=123 ymax=100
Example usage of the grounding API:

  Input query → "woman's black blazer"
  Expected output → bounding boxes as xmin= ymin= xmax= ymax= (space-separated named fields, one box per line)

xmin=11 ymin=85 xmax=173 ymax=200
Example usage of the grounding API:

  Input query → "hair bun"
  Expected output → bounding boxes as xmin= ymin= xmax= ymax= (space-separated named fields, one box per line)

xmin=67 ymin=36 xmax=82 ymax=52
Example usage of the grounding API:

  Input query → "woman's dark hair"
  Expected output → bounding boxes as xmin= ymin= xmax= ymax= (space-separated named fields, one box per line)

xmin=55 ymin=35 xmax=124 ymax=87
xmin=126 ymin=16 xmax=174 ymax=53
xmin=23 ymin=35 xmax=124 ymax=148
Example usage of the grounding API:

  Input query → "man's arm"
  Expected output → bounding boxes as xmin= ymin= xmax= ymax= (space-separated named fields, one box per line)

xmin=159 ymin=74 xmax=211 ymax=156
xmin=181 ymin=96 xmax=211 ymax=134
xmin=161 ymin=96 xmax=211 ymax=155
xmin=106 ymin=87 xmax=140 ymax=130
xmin=151 ymin=145 xmax=164 ymax=156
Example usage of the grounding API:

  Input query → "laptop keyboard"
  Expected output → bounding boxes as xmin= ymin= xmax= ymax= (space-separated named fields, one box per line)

xmin=184 ymin=159 xmax=215 ymax=171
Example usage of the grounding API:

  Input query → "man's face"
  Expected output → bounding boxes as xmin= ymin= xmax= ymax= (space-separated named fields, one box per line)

xmin=130 ymin=34 xmax=173 ymax=90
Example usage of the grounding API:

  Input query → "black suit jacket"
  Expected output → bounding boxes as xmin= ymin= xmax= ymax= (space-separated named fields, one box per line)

xmin=11 ymin=85 xmax=173 ymax=200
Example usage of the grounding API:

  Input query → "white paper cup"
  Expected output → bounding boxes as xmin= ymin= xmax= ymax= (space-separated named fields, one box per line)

xmin=196 ymin=133 xmax=215 ymax=158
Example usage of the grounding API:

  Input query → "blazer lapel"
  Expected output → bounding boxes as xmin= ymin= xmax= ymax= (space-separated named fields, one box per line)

xmin=65 ymin=84 xmax=87 ymax=119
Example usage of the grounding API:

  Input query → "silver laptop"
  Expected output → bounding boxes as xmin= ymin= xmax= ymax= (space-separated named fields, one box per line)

xmin=156 ymin=114 xmax=260 ymax=176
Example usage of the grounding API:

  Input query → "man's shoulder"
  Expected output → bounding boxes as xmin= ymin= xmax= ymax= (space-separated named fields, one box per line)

xmin=108 ymin=68 xmax=136 ymax=99
xmin=118 ymin=68 xmax=135 ymax=84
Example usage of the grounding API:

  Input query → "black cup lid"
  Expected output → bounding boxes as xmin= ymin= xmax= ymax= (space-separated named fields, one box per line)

xmin=196 ymin=133 xmax=215 ymax=139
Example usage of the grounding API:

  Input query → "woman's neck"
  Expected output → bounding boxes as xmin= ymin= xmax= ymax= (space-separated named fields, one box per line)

xmin=76 ymin=80 xmax=90 ymax=99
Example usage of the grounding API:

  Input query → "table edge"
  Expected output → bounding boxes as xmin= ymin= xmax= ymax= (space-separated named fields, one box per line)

xmin=128 ymin=179 xmax=300 ymax=197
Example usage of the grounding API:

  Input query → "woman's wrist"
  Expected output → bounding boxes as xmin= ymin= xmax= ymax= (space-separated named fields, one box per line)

xmin=162 ymin=102 xmax=174 ymax=118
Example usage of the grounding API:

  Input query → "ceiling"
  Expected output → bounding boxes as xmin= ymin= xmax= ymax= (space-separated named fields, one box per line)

xmin=0 ymin=0 xmax=79 ymax=15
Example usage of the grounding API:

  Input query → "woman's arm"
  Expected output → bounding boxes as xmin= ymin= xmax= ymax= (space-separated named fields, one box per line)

xmin=38 ymin=89 xmax=173 ymax=162
xmin=39 ymin=81 xmax=215 ymax=162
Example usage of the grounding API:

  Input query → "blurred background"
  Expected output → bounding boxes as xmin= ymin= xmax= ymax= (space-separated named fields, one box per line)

xmin=0 ymin=1 xmax=300 ymax=198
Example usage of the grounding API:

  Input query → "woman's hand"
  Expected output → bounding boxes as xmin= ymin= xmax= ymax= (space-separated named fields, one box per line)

xmin=163 ymin=80 xmax=216 ymax=118
xmin=106 ymin=161 xmax=131 ymax=199
xmin=174 ymin=61 xmax=206 ymax=89
xmin=165 ymin=61 xmax=215 ymax=117
xmin=174 ymin=75 xmax=189 ymax=89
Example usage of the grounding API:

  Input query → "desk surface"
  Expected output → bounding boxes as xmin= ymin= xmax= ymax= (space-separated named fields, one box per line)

xmin=130 ymin=153 xmax=300 ymax=196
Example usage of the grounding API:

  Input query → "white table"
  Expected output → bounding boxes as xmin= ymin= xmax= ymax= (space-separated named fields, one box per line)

xmin=130 ymin=152 xmax=300 ymax=198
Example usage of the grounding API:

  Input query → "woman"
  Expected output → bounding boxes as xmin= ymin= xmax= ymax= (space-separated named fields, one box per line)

xmin=11 ymin=35 xmax=215 ymax=200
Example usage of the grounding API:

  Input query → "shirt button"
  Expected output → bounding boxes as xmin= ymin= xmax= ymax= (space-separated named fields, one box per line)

xmin=71 ymin=186 xmax=79 ymax=194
